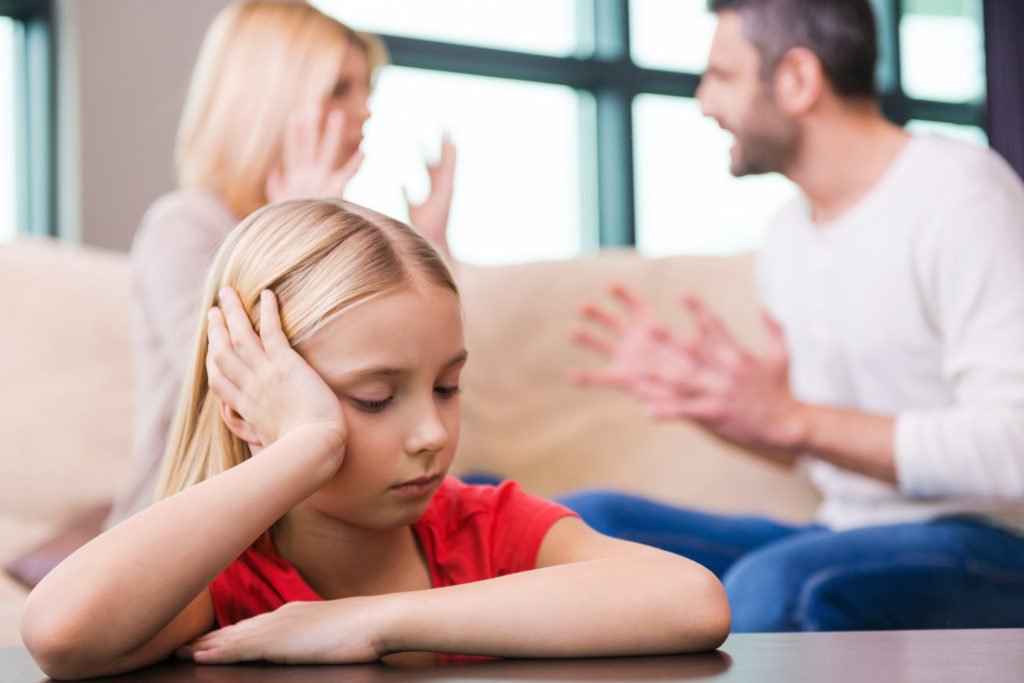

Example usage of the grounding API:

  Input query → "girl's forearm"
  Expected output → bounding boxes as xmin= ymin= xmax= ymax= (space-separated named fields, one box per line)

xmin=376 ymin=556 xmax=730 ymax=658
xmin=21 ymin=427 xmax=338 ymax=665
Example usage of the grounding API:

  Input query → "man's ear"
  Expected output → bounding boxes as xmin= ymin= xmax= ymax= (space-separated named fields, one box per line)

xmin=773 ymin=46 xmax=824 ymax=115
xmin=219 ymin=401 xmax=262 ymax=447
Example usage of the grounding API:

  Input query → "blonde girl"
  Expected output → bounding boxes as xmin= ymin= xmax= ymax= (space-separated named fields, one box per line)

xmin=108 ymin=0 xmax=455 ymax=528
xmin=22 ymin=199 xmax=729 ymax=679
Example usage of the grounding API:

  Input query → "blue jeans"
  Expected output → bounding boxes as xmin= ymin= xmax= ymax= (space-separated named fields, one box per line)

xmin=558 ymin=490 xmax=1024 ymax=632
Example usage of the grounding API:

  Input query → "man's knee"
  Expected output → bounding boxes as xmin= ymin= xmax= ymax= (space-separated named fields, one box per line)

xmin=722 ymin=534 xmax=869 ymax=632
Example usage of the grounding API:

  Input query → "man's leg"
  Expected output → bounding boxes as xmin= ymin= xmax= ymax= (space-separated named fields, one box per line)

xmin=557 ymin=490 xmax=811 ymax=577
xmin=724 ymin=518 xmax=1024 ymax=631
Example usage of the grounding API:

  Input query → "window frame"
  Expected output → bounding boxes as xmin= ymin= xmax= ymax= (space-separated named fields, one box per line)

xmin=2 ymin=0 xmax=55 ymax=238
xmin=374 ymin=0 xmax=985 ymax=249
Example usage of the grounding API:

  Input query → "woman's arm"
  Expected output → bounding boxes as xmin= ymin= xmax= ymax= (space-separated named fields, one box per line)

xmin=178 ymin=517 xmax=730 ymax=663
xmin=21 ymin=291 xmax=347 ymax=679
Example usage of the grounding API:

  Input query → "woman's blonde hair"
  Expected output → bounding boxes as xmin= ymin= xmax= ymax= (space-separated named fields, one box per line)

xmin=176 ymin=1 xmax=387 ymax=217
xmin=154 ymin=198 xmax=457 ymax=500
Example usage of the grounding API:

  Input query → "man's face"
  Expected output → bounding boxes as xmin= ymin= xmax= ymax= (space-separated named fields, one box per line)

xmin=696 ymin=11 xmax=799 ymax=177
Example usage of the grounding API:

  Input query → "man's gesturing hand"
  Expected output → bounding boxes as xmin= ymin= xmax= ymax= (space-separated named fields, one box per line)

xmin=568 ymin=284 xmax=808 ymax=452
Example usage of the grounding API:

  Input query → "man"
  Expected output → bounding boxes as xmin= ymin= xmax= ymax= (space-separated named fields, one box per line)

xmin=566 ymin=0 xmax=1024 ymax=631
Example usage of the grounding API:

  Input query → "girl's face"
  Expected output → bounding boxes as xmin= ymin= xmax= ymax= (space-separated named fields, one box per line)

xmin=295 ymin=282 xmax=466 ymax=530
xmin=325 ymin=43 xmax=372 ymax=166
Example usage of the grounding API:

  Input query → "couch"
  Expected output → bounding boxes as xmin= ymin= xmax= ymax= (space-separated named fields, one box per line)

xmin=0 ymin=236 xmax=820 ymax=646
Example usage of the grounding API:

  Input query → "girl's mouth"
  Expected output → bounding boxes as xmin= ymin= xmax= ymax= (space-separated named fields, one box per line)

xmin=391 ymin=473 xmax=441 ymax=498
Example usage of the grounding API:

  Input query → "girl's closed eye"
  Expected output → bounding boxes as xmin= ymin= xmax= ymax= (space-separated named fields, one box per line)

xmin=434 ymin=385 xmax=461 ymax=399
xmin=353 ymin=396 xmax=393 ymax=413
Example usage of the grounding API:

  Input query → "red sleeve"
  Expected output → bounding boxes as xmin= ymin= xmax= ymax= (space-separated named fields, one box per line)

xmin=414 ymin=478 xmax=579 ymax=587
xmin=208 ymin=533 xmax=322 ymax=627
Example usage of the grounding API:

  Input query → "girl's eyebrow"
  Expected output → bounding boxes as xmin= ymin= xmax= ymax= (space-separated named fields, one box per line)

xmin=335 ymin=351 xmax=469 ymax=382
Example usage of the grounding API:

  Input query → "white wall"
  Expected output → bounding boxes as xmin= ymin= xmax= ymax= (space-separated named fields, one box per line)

xmin=57 ymin=0 xmax=233 ymax=250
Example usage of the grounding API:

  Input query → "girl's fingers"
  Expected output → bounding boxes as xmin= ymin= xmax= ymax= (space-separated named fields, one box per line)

xmin=258 ymin=289 xmax=290 ymax=355
xmin=217 ymin=287 xmax=265 ymax=364
xmin=206 ymin=308 xmax=246 ymax=407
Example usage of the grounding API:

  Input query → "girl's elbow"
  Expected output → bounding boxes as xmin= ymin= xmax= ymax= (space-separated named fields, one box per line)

xmin=699 ymin=578 xmax=732 ymax=650
xmin=680 ymin=564 xmax=731 ymax=651
xmin=22 ymin=600 xmax=101 ymax=680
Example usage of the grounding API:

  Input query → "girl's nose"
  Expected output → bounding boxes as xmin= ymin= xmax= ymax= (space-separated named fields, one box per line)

xmin=405 ymin=402 xmax=448 ymax=456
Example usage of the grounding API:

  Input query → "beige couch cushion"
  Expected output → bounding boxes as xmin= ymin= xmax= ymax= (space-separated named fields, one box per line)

xmin=455 ymin=250 xmax=820 ymax=523
xmin=0 ymin=239 xmax=133 ymax=562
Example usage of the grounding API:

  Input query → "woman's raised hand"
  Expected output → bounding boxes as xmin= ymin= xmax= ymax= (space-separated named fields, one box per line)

xmin=265 ymin=104 xmax=365 ymax=203
xmin=405 ymin=133 xmax=456 ymax=260
xmin=206 ymin=288 xmax=347 ymax=460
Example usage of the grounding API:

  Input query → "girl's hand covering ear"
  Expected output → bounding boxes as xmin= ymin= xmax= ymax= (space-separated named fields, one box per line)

xmin=206 ymin=288 xmax=347 ymax=457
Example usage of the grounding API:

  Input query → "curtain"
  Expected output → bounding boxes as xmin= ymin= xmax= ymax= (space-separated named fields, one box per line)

xmin=983 ymin=0 xmax=1024 ymax=179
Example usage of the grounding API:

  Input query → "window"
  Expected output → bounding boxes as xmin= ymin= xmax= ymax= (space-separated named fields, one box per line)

xmin=3 ymin=0 xmax=53 ymax=242
xmin=900 ymin=0 xmax=985 ymax=103
xmin=311 ymin=0 xmax=987 ymax=263
xmin=632 ymin=95 xmax=795 ymax=256
xmin=314 ymin=0 xmax=579 ymax=58
xmin=344 ymin=67 xmax=584 ymax=265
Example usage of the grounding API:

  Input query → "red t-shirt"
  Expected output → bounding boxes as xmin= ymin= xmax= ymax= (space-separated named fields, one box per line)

xmin=209 ymin=478 xmax=578 ymax=627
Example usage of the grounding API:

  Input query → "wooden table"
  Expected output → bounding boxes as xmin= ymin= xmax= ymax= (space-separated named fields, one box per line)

xmin=3 ymin=629 xmax=1022 ymax=682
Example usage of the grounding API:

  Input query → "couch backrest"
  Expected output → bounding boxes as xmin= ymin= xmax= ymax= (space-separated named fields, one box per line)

xmin=0 ymin=239 xmax=819 ymax=527
xmin=456 ymin=250 xmax=820 ymax=523
xmin=0 ymin=238 xmax=133 ymax=524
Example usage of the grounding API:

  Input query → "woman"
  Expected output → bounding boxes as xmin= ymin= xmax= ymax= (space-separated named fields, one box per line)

xmin=108 ymin=0 xmax=455 ymax=527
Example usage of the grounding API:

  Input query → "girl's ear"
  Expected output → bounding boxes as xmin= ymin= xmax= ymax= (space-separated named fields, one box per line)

xmin=219 ymin=401 xmax=262 ymax=447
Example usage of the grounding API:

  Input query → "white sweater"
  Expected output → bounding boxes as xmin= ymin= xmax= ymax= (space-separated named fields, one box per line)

xmin=758 ymin=136 xmax=1024 ymax=532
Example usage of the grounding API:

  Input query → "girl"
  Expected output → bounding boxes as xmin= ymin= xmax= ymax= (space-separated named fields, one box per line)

xmin=22 ymin=200 xmax=730 ymax=679
xmin=108 ymin=0 xmax=455 ymax=528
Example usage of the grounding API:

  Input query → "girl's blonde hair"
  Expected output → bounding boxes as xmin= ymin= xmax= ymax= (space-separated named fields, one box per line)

xmin=154 ymin=198 xmax=457 ymax=500
xmin=176 ymin=1 xmax=387 ymax=217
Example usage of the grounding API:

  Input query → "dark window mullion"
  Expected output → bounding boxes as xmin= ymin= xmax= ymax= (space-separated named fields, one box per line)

xmin=592 ymin=0 xmax=634 ymax=247
xmin=5 ymin=0 xmax=53 ymax=237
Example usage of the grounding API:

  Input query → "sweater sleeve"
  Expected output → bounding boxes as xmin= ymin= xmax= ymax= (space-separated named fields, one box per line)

xmin=131 ymin=192 xmax=237 ymax=381
xmin=895 ymin=163 xmax=1024 ymax=498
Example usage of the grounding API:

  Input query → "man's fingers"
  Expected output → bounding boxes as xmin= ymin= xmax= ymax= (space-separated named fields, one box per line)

xmin=682 ymin=294 xmax=727 ymax=338
xmin=578 ymin=302 xmax=626 ymax=333
xmin=566 ymin=367 xmax=628 ymax=387
xmin=610 ymin=282 xmax=662 ymax=325
xmin=568 ymin=327 xmax=617 ymax=357
xmin=760 ymin=308 xmax=789 ymax=361
xmin=642 ymin=396 xmax=719 ymax=422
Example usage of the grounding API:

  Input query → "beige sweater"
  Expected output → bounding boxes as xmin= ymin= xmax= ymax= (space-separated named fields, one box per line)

xmin=106 ymin=189 xmax=238 ymax=526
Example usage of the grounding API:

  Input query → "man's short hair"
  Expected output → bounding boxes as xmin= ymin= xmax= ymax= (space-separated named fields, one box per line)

xmin=708 ymin=0 xmax=878 ymax=99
